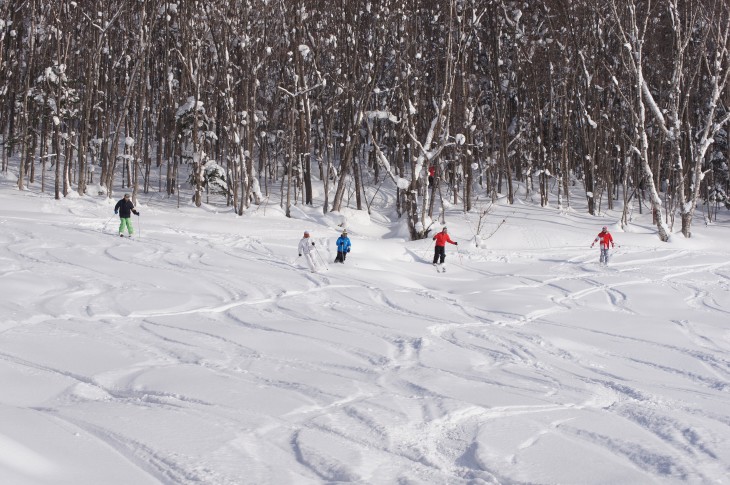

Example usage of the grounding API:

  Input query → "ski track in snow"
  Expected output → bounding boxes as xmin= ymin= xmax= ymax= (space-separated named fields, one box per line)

xmin=1 ymin=194 xmax=730 ymax=485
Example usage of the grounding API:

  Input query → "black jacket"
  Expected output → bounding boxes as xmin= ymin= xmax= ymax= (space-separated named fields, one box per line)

xmin=115 ymin=199 xmax=137 ymax=218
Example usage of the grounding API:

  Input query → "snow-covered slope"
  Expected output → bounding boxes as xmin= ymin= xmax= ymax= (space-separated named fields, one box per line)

xmin=1 ymin=177 xmax=729 ymax=484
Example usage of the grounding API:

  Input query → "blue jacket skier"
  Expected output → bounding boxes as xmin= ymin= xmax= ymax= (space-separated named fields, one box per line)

xmin=334 ymin=231 xmax=351 ymax=263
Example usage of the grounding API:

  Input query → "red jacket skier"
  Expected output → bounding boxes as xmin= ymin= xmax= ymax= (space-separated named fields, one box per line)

xmin=432 ymin=227 xmax=457 ymax=266
xmin=591 ymin=226 xmax=615 ymax=265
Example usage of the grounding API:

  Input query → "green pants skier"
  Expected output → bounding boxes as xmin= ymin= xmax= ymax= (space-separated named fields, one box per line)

xmin=114 ymin=193 xmax=140 ymax=237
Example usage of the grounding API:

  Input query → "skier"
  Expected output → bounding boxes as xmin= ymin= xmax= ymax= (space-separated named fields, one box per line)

xmin=334 ymin=230 xmax=351 ymax=263
xmin=432 ymin=227 xmax=457 ymax=270
xmin=591 ymin=226 xmax=615 ymax=265
xmin=114 ymin=193 xmax=140 ymax=237
xmin=298 ymin=231 xmax=318 ymax=272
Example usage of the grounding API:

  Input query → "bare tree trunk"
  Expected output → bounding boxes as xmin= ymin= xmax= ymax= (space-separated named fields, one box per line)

xmin=610 ymin=0 xmax=671 ymax=241
xmin=17 ymin=0 xmax=36 ymax=191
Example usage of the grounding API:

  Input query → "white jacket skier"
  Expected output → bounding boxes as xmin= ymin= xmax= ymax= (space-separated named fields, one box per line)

xmin=298 ymin=231 xmax=317 ymax=272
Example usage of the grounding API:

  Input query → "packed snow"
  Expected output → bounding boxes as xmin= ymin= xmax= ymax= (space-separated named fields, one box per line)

xmin=1 ymin=174 xmax=729 ymax=485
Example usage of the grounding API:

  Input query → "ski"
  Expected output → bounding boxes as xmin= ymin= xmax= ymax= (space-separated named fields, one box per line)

xmin=108 ymin=233 xmax=138 ymax=241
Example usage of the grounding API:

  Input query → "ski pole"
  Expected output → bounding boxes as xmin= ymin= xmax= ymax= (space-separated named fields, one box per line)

xmin=424 ymin=236 xmax=434 ymax=261
xmin=136 ymin=213 xmax=141 ymax=238
xmin=313 ymin=246 xmax=325 ymax=270
xmin=313 ymin=244 xmax=329 ymax=271
xmin=102 ymin=214 xmax=115 ymax=232
xmin=314 ymin=246 xmax=330 ymax=271
xmin=455 ymin=243 xmax=463 ymax=265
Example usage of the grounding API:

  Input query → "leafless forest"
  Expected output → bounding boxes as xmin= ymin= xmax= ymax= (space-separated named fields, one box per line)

xmin=0 ymin=0 xmax=728 ymax=239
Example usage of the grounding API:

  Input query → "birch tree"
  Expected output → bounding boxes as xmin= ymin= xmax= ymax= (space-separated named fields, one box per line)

xmin=610 ymin=0 xmax=672 ymax=241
